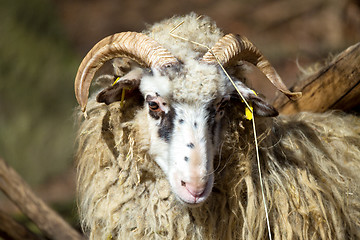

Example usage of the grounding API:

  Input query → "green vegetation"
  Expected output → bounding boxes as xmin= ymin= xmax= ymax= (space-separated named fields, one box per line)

xmin=0 ymin=0 xmax=79 ymax=185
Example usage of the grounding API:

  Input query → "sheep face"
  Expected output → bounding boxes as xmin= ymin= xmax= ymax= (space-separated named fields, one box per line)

xmin=137 ymin=66 xmax=227 ymax=205
xmin=144 ymin=98 xmax=219 ymax=205
xmin=95 ymin=61 xmax=277 ymax=206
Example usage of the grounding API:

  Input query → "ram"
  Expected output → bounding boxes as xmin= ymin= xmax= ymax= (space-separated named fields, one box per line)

xmin=75 ymin=14 xmax=360 ymax=239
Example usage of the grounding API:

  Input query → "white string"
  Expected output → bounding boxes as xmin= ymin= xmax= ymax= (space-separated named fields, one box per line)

xmin=252 ymin=115 xmax=272 ymax=240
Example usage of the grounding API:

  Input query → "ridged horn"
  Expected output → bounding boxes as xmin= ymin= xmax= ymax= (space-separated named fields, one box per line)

xmin=202 ymin=33 xmax=302 ymax=100
xmin=75 ymin=31 xmax=179 ymax=112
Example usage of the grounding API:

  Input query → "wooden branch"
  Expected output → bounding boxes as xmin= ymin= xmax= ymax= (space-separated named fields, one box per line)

xmin=0 ymin=157 xmax=84 ymax=240
xmin=273 ymin=42 xmax=360 ymax=114
xmin=0 ymin=210 xmax=40 ymax=240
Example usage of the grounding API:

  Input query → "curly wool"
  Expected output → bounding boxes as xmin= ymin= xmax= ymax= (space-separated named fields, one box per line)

xmin=144 ymin=13 xmax=223 ymax=63
xmin=76 ymin=94 xmax=360 ymax=239
xmin=146 ymin=14 xmax=228 ymax=104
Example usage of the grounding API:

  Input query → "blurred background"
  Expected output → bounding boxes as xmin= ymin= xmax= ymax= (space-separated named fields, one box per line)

xmin=0 ymin=0 xmax=359 ymax=235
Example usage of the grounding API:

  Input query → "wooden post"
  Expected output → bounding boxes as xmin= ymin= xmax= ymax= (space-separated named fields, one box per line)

xmin=0 ymin=157 xmax=84 ymax=240
xmin=273 ymin=42 xmax=360 ymax=114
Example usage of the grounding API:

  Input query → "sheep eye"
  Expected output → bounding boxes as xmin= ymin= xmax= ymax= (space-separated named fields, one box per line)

xmin=148 ymin=101 xmax=160 ymax=111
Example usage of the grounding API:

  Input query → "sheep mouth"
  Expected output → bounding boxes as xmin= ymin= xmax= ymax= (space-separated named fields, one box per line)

xmin=176 ymin=178 xmax=214 ymax=206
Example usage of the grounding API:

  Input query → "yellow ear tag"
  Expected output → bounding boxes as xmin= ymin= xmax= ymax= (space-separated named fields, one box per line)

xmin=112 ymin=77 xmax=126 ymax=108
xmin=245 ymin=104 xmax=253 ymax=120
xmin=244 ymin=90 xmax=257 ymax=121
xmin=112 ymin=76 xmax=120 ymax=86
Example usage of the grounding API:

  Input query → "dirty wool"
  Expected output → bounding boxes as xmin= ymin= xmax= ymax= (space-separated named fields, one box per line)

xmin=77 ymin=97 xmax=360 ymax=239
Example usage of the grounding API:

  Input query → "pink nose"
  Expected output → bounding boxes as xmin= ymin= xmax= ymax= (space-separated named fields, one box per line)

xmin=181 ymin=180 xmax=206 ymax=197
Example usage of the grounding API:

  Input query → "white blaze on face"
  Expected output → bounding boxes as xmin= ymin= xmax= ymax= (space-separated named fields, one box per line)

xmin=168 ymin=103 xmax=216 ymax=205
xmin=139 ymin=72 xmax=225 ymax=205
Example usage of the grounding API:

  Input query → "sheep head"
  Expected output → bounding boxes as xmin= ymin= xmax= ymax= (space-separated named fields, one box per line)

xmin=75 ymin=30 xmax=300 ymax=206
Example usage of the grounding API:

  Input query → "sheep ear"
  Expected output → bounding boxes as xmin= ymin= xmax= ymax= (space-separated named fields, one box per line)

xmin=229 ymin=79 xmax=278 ymax=117
xmin=96 ymin=68 xmax=144 ymax=105
xmin=247 ymin=94 xmax=278 ymax=117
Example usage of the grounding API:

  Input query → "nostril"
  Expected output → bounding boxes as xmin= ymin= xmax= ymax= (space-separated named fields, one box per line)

xmin=184 ymin=181 xmax=206 ymax=197
xmin=181 ymin=180 xmax=186 ymax=187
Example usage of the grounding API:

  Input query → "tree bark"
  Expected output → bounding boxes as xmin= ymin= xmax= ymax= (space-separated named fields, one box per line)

xmin=0 ymin=157 xmax=83 ymax=240
xmin=0 ymin=209 xmax=41 ymax=240
xmin=273 ymin=42 xmax=360 ymax=114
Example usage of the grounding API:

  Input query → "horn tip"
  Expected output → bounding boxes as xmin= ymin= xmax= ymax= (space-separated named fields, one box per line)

xmin=81 ymin=104 xmax=87 ymax=112
xmin=287 ymin=91 xmax=302 ymax=101
xmin=80 ymin=106 xmax=88 ymax=119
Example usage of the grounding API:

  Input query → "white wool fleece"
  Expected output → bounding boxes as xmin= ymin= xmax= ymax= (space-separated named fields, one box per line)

xmin=144 ymin=13 xmax=223 ymax=62
xmin=139 ymin=70 xmax=172 ymax=98
xmin=171 ymin=59 xmax=227 ymax=103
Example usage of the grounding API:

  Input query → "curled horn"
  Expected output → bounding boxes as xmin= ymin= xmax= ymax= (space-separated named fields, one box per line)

xmin=201 ymin=33 xmax=302 ymax=100
xmin=75 ymin=32 xmax=179 ymax=112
